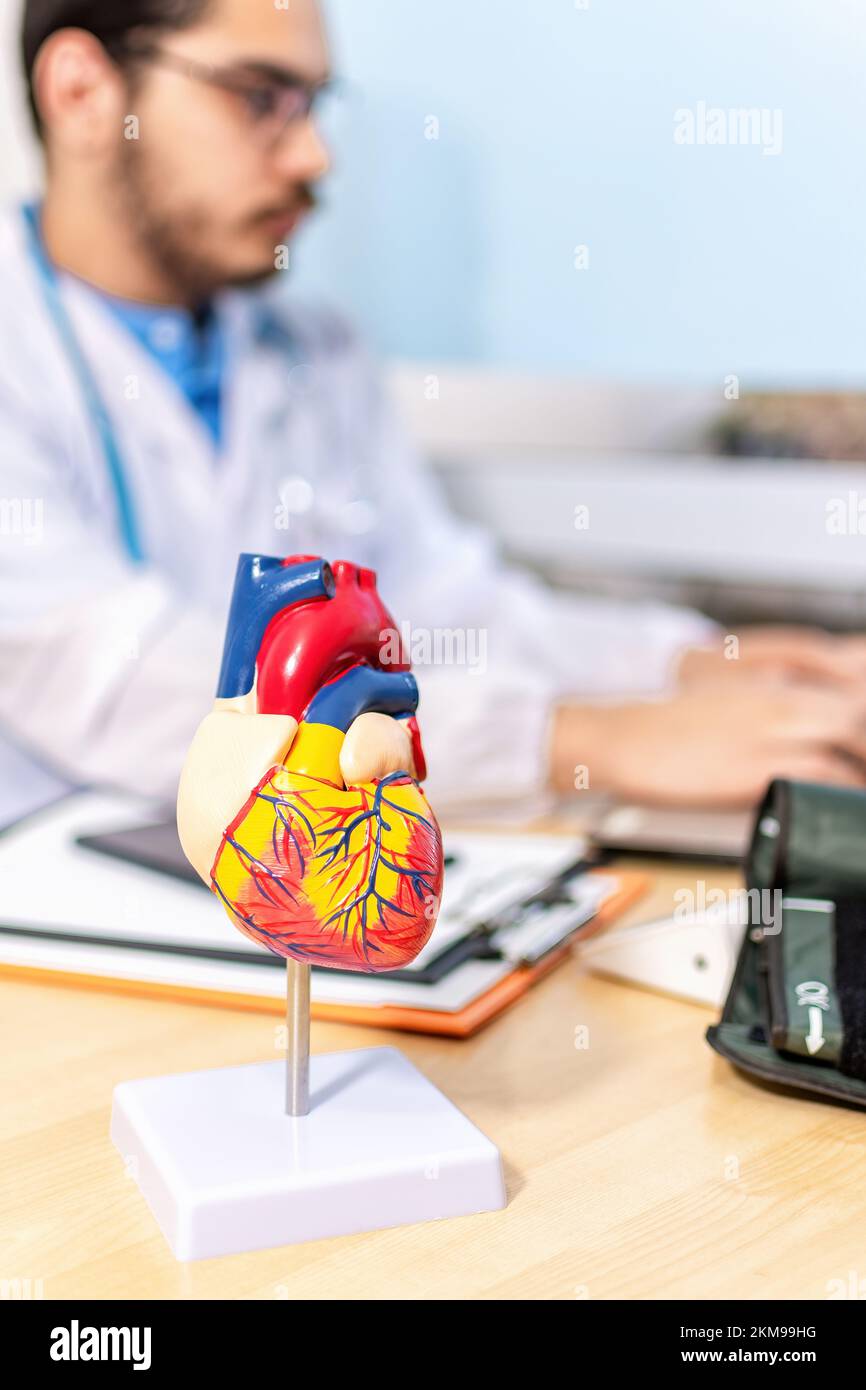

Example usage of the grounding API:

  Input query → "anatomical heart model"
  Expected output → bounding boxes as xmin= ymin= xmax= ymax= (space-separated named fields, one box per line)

xmin=178 ymin=553 xmax=444 ymax=973
xmin=112 ymin=552 xmax=503 ymax=1261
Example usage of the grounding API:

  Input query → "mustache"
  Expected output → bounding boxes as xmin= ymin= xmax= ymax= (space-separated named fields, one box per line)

xmin=253 ymin=186 xmax=318 ymax=223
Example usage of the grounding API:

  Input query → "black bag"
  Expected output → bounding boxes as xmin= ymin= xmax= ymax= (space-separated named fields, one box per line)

xmin=706 ymin=779 xmax=866 ymax=1107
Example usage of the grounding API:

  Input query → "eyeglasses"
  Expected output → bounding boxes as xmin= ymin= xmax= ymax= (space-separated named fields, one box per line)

xmin=121 ymin=44 xmax=336 ymax=148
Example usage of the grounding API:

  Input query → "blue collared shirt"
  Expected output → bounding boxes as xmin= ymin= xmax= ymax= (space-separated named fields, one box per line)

xmin=102 ymin=295 xmax=226 ymax=448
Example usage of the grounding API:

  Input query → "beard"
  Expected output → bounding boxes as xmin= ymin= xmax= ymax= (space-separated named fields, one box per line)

xmin=111 ymin=139 xmax=300 ymax=302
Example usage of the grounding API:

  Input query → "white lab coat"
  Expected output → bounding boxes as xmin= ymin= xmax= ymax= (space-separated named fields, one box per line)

xmin=0 ymin=205 xmax=713 ymax=825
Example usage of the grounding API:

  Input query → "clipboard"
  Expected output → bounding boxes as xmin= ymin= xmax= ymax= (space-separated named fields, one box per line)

xmin=0 ymin=793 xmax=648 ymax=1036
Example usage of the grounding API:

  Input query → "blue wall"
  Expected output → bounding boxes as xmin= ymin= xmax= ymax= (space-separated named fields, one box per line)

xmin=292 ymin=0 xmax=866 ymax=385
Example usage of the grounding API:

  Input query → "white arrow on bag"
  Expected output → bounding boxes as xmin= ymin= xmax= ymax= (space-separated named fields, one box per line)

xmin=805 ymin=1006 xmax=825 ymax=1055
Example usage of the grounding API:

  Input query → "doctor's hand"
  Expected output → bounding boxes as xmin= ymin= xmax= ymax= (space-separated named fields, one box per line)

xmin=676 ymin=626 xmax=866 ymax=691
xmin=551 ymin=684 xmax=866 ymax=808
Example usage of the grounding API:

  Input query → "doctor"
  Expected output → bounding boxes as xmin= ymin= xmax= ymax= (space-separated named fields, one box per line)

xmin=3 ymin=0 xmax=866 ymax=824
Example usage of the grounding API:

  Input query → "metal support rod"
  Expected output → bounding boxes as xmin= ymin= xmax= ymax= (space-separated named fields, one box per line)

xmin=285 ymin=960 xmax=311 ymax=1116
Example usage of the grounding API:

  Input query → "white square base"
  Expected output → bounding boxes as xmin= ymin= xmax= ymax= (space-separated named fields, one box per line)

xmin=111 ymin=1046 xmax=506 ymax=1260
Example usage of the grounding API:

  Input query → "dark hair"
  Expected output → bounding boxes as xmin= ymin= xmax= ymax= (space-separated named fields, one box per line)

xmin=21 ymin=0 xmax=210 ymax=132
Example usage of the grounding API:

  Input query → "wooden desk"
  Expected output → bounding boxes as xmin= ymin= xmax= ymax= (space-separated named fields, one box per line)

xmin=2 ymin=856 xmax=865 ymax=1301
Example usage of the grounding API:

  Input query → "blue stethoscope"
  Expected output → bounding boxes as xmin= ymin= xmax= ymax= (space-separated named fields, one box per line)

xmin=22 ymin=204 xmax=145 ymax=564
